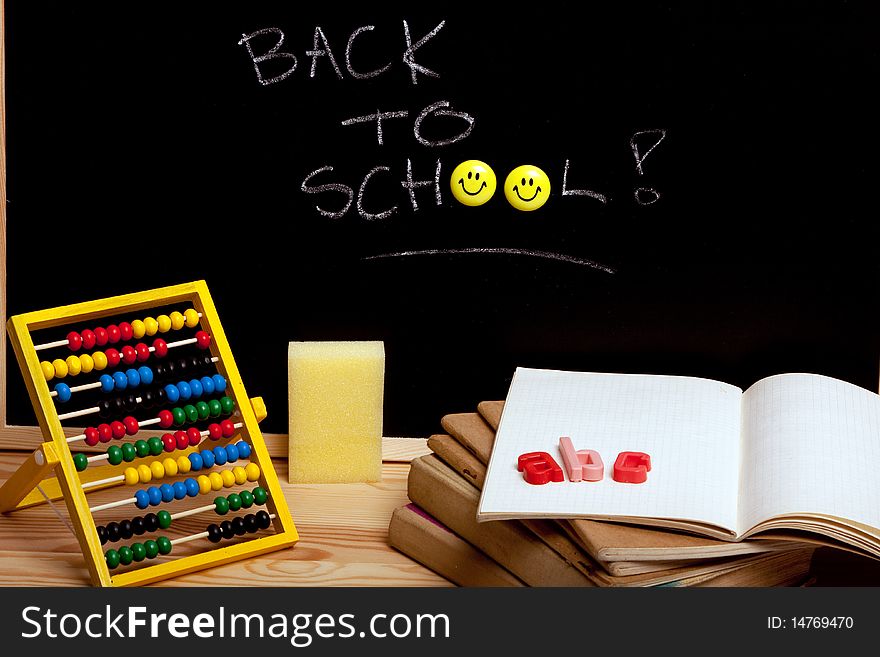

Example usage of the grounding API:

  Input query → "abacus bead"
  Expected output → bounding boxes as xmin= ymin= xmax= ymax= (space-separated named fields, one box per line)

xmin=232 ymin=466 xmax=247 ymax=485
xmin=212 ymin=375 xmax=227 ymax=393
xmin=220 ymin=469 xmax=235 ymax=488
xmin=105 ymin=348 xmax=121 ymax=368
xmin=98 ymin=423 xmax=113 ymax=442
xmin=207 ymin=524 xmax=223 ymax=543
xmin=100 ymin=374 xmax=115 ymax=393
xmin=225 ymin=443 xmax=239 ymax=462
xmin=66 ymin=331 xmax=83 ymax=351
xmin=214 ymin=496 xmax=230 ymax=515
xmin=196 ymin=401 xmax=210 ymax=420
xmin=65 ymin=355 xmax=82 ymax=376
xmin=119 ymin=322 xmax=133 ymax=341
xmin=155 ymin=509 xmax=171 ymax=529
xmin=131 ymin=542 xmax=146 ymax=562
xmin=135 ymin=439 xmax=150 ymax=458
xmin=154 ymin=363 xmax=167 ymax=379
xmin=172 ymin=481 xmax=187 ymax=500
xmin=94 ymin=327 xmax=109 ymax=346
xmin=244 ymin=514 xmax=258 ymax=533
xmin=231 ymin=517 xmax=247 ymax=536
xmin=41 ymin=361 xmax=55 ymax=381
xmin=118 ymin=397 xmax=131 ymax=414
xmin=137 ymin=464 xmax=152 ymax=483
xmin=140 ymin=390 xmax=155 ymax=408
xmin=220 ymin=396 xmax=235 ymax=415
xmin=187 ymin=427 xmax=202 ymax=446
xmin=245 ymin=463 xmax=261 ymax=482
xmin=148 ymin=436 xmax=164 ymax=456
xmin=123 ymin=416 xmax=139 ymax=436
xmin=184 ymin=478 xmax=200 ymax=497
xmin=54 ymin=383 xmax=72 ymax=403
xmin=157 ymin=315 xmax=172 ymax=333
xmin=177 ymin=456 xmax=192 ymax=474
xmin=131 ymin=320 xmax=146 ymax=339
xmin=144 ymin=513 xmax=159 ymax=532
xmin=131 ymin=516 xmax=146 ymax=535
xmin=227 ymin=493 xmax=242 ymax=511
xmin=121 ymin=442 xmax=137 ymax=462
xmin=201 ymin=354 xmax=214 ymax=369
xmin=106 ymin=522 xmax=121 ymax=542
xmin=208 ymin=471 xmax=224 ymax=491
xmin=175 ymin=431 xmax=189 ymax=451
xmin=256 ymin=510 xmax=272 ymax=529
xmin=189 ymin=452 xmax=204 ymax=471
xmin=176 ymin=381 xmax=192 ymax=401
xmin=97 ymin=525 xmax=108 ymax=545
xmin=121 ymin=345 xmax=137 ymax=365
xmin=150 ymin=461 xmax=165 ymax=480
xmin=184 ymin=308 xmax=200 ymax=328
xmin=81 ymin=329 xmax=97 ymax=350
xmin=147 ymin=486 xmax=162 ymax=506
xmin=237 ymin=442 xmax=252 ymax=459
xmin=107 ymin=445 xmax=123 ymax=466
xmin=200 ymin=449 xmax=215 ymax=469
xmin=200 ymin=376 xmax=215 ymax=396
xmin=157 ymin=409 xmax=174 ymax=428
xmin=134 ymin=490 xmax=150 ymax=509
xmin=152 ymin=338 xmax=168 ymax=358
xmin=162 ymin=458 xmax=178 ymax=477
xmin=105 ymin=549 xmax=120 ymax=569
xmin=239 ymin=489 xmax=254 ymax=508
xmin=118 ymin=546 xmax=134 ymax=565
xmin=220 ymin=419 xmax=236 ymax=437
xmin=171 ymin=407 xmax=186 ymax=426
xmin=220 ymin=521 xmax=234 ymax=539
xmin=138 ymin=366 xmax=153 ymax=385
xmin=73 ymin=452 xmax=88 ymax=472
xmin=97 ymin=401 xmax=112 ymax=419
xmin=144 ymin=317 xmax=159 ymax=336
xmin=111 ymin=421 xmax=126 ymax=440
xmin=107 ymin=325 xmax=121 ymax=344
xmin=79 ymin=354 xmax=95 ymax=373
xmin=124 ymin=467 xmax=138 ymax=485
xmin=52 ymin=358 xmax=68 ymax=378
xmin=159 ymin=484 xmax=175 ymax=503
xmin=252 ymin=487 xmax=268 ymax=505
xmin=144 ymin=539 xmax=159 ymax=559
xmin=92 ymin=351 xmax=108 ymax=370
xmin=197 ymin=475 xmax=211 ymax=494
xmin=119 ymin=519 xmax=133 ymax=540
xmin=208 ymin=423 xmax=222 ymax=440
xmin=112 ymin=371 xmax=127 ymax=391
xmin=135 ymin=343 xmax=150 ymax=362
xmin=125 ymin=368 xmax=140 ymax=388
xmin=184 ymin=404 xmax=199 ymax=422
xmin=195 ymin=331 xmax=212 ymax=350
xmin=170 ymin=311 xmax=185 ymax=330
xmin=176 ymin=358 xmax=189 ymax=375
xmin=213 ymin=446 xmax=228 ymax=466
xmin=208 ymin=399 xmax=222 ymax=418
xmin=164 ymin=384 xmax=180 ymax=404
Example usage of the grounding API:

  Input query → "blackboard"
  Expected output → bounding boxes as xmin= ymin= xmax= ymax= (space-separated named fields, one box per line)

xmin=4 ymin=2 xmax=879 ymax=437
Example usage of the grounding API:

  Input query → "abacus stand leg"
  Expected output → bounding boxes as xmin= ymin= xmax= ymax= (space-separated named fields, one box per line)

xmin=0 ymin=442 xmax=60 ymax=512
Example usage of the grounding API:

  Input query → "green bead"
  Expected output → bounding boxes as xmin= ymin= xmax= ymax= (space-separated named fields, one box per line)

xmin=144 ymin=540 xmax=159 ymax=559
xmin=208 ymin=399 xmax=222 ymax=417
xmin=73 ymin=453 xmax=88 ymax=472
xmin=184 ymin=404 xmax=198 ymax=422
xmin=106 ymin=445 xmax=123 ymax=466
xmin=157 ymin=510 xmax=172 ymax=529
xmin=227 ymin=493 xmax=242 ymax=511
xmin=135 ymin=439 xmax=150 ymax=458
xmin=118 ymin=546 xmax=134 ymax=565
xmin=148 ymin=436 xmax=164 ymax=456
xmin=220 ymin=396 xmax=235 ymax=415
xmin=121 ymin=442 xmax=137 ymax=462
xmin=131 ymin=542 xmax=147 ymax=562
xmin=195 ymin=401 xmax=210 ymax=420
xmin=239 ymin=489 xmax=254 ymax=508
xmin=171 ymin=407 xmax=186 ymax=426
xmin=105 ymin=549 xmax=120 ymax=569
xmin=214 ymin=496 xmax=229 ymax=515
xmin=252 ymin=487 xmax=268 ymax=505
xmin=157 ymin=536 xmax=172 ymax=555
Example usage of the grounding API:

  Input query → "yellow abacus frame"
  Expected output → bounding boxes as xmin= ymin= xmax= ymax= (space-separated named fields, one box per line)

xmin=0 ymin=280 xmax=298 ymax=586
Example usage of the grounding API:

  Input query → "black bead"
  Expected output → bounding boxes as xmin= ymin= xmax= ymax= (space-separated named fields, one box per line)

xmin=131 ymin=516 xmax=145 ymax=535
xmin=155 ymin=387 xmax=167 ymax=404
xmin=97 ymin=525 xmax=108 ymax=545
xmin=243 ymin=514 xmax=258 ymax=533
xmin=201 ymin=354 xmax=214 ymax=369
xmin=164 ymin=360 xmax=177 ymax=378
xmin=97 ymin=399 xmax=113 ymax=419
xmin=188 ymin=356 xmax=201 ymax=371
xmin=176 ymin=358 xmax=189 ymax=374
xmin=220 ymin=520 xmax=234 ymax=539
xmin=143 ymin=513 xmax=158 ymax=532
xmin=231 ymin=517 xmax=246 ymax=536
xmin=113 ymin=397 xmax=126 ymax=414
xmin=106 ymin=522 xmax=121 ymax=542
xmin=118 ymin=519 xmax=133 ymax=540
xmin=207 ymin=524 xmax=222 ymax=543
xmin=255 ymin=510 xmax=272 ymax=529
xmin=140 ymin=390 xmax=153 ymax=409
xmin=123 ymin=394 xmax=138 ymax=412
xmin=154 ymin=363 xmax=168 ymax=381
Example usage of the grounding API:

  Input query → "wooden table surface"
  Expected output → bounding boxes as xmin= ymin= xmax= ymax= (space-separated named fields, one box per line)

xmin=0 ymin=438 xmax=451 ymax=587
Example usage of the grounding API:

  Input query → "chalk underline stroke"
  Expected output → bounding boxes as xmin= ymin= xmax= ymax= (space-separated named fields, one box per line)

xmin=362 ymin=248 xmax=616 ymax=274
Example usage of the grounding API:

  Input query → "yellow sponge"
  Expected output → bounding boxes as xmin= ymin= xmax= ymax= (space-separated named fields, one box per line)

xmin=287 ymin=341 xmax=384 ymax=483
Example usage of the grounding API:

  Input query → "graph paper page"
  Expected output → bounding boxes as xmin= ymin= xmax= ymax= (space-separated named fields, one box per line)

xmin=478 ymin=368 xmax=742 ymax=530
xmin=738 ymin=374 xmax=880 ymax=535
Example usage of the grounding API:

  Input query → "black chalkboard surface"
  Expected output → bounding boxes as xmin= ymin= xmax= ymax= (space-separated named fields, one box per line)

xmin=4 ymin=2 xmax=879 ymax=436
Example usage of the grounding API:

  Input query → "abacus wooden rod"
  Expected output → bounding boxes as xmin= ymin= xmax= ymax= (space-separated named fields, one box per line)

xmin=50 ymin=357 xmax=219 ymax=398
xmin=170 ymin=514 xmax=276 ymax=546
xmin=33 ymin=312 xmax=204 ymax=351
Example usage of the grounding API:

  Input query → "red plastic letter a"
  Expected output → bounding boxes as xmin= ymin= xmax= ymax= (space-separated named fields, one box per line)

xmin=613 ymin=451 xmax=652 ymax=483
xmin=517 ymin=452 xmax=564 ymax=485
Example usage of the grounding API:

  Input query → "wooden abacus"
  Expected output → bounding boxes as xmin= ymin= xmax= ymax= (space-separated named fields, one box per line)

xmin=0 ymin=281 xmax=298 ymax=586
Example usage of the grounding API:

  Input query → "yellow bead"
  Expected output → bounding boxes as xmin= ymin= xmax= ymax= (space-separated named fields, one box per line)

xmin=208 ymin=471 xmax=224 ymax=491
xmin=144 ymin=317 xmax=159 ymax=336
xmin=157 ymin=315 xmax=172 ymax=333
xmin=245 ymin=462 xmax=261 ymax=482
xmin=197 ymin=474 xmax=212 ymax=495
xmin=232 ymin=466 xmax=247 ymax=485
xmin=169 ymin=311 xmax=185 ymax=330
xmin=92 ymin=351 xmax=108 ymax=370
xmin=183 ymin=308 xmax=200 ymax=328
xmin=176 ymin=456 xmax=192 ymax=474
xmin=131 ymin=319 xmax=146 ymax=339
xmin=220 ymin=469 xmax=236 ymax=488
xmin=41 ymin=361 xmax=55 ymax=381
xmin=124 ymin=467 xmax=139 ymax=486
xmin=52 ymin=358 xmax=68 ymax=379
xmin=137 ymin=464 xmax=152 ymax=484
xmin=79 ymin=353 xmax=94 ymax=374
xmin=162 ymin=458 xmax=178 ymax=477
xmin=65 ymin=355 xmax=82 ymax=377
xmin=150 ymin=461 xmax=165 ymax=479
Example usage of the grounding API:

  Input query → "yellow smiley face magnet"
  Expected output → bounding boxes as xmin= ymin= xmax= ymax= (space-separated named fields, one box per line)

xmin=504 ymin=164 xmax=551 ymax=211
xmin=450 ymin=160 xmax=497 ymax=206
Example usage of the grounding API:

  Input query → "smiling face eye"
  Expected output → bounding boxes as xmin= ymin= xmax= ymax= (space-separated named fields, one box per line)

xmin=529 ymin=178 xmax=534 ymax=186
xmin=467 ymin=171 xmax=472 ymax=179
xmin=521 ymin=177 xmax=526 ymax=186
xmin=475 ymin=172 xmax=480 ymax=180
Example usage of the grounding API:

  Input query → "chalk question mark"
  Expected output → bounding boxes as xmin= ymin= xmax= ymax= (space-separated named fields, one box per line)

xmin=630 ymin=129 xmax=666 ymax=206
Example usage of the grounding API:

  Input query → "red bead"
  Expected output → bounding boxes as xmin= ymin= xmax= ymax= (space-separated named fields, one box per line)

xmin=106 ymin=324 xmax=121 ymax=344
xmin=110 ymin=421 xmax=126 ymax=440
xmin=157 ymin=409 xmax=174 ymax=428
xmin=94 ymin=327 xmax=109 ymax=346
xmin=123 ymin=416 xmax=139 ymax=436
xmin=162 ymin=433 xmax=177 ymax=452
xmin=66 ymin=331 xmax=82 ymax=352
xmin=121 ymin=345 xmax=137 ymax=365
xmin=174 ymin=431 xmax=189 ymax=451
xmin=105 ymin=348 xmax=121 ymax=368
xmin=81 ymin=329 xmax=97 ymax=350
xmin=152 ymin=338 xmax=168 ymax=358
xmin=195 ymin=331 xmax=212 ymax=350
xmin=135 ymin=343 xmax=151 ymax=362
xmin=220 ymin=419 xmax=235 ymax=438
xmin=84 ymin=426 xmax=100 ymax=446
xmin=186 ymin=427 xmax=202 ymax=447
xmin=98 ymin=423 xmax=113 ymax=443
xmin=118 ymin=322 xmax=133 ymax=341
xmin=207 ymin=423 xmax=222 ymax=440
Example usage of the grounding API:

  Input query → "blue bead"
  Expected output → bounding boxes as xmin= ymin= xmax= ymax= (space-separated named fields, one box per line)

xmin=147 ymin=486 xmax=162 ymax=506
xmin=212 ymin=375 xmax=226 ymax=392
xmin=138 ymin=366 xmax=153 ymax=386
xmin=225 ymin=443 xmax=239 ymax=462
xmin=100 ymin=374 xmax=115 ymax=393
xmin=200 ymin=449 xmax=215 ymax=469
xmin=164 ymin=384 xmax=180 ymax=404
xmin=236 ymin=441 xmax=251 ymax=459
xmin=159 ymin=483 xmax=175 ymax=502
xmin=176 ymin=381 xmax=192 ymax=401
xmin=113 ymin=371 xmax=128 ymax=391
xmin=200 ymin=376 xmax=215 ymax=396
xmin=134 ymin=490 xmax=150 ymax=509
xmin=172 ymin=481 xmax=187 ymax=500
xmin=126 ymin=368 xmax=140 ymax=387
xmin=188 ymin=378 xmax=203 ymax=398
xmin=188 ymin=452 xmax=203 ymax=471
xmin=212 ymin=446 xmax=228 ymax=466
xmin=54 ymin=383 xmax=72 ymax=403
xmin=184 ymin=478 xmax=200 ymax=497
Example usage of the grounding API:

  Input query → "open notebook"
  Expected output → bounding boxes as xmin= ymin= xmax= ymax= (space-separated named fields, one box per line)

xmin=477 ymin=368 xmax=880 ymax=558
